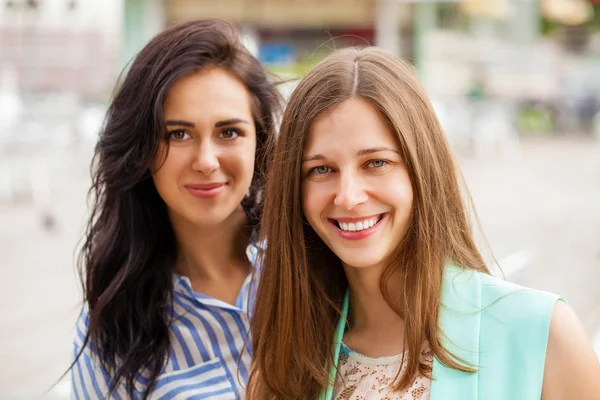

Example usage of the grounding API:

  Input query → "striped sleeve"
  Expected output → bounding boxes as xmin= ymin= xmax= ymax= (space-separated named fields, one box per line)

xmin=71 ymin=307 xmax=128 ymax=400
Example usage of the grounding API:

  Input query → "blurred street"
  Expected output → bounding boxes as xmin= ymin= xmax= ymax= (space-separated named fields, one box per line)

xmin=0 ymin=136 xmax=598 ymax=399
xmin=0 ymin=0 xmax=599 ymax=398
xmin=462 ymin=137 xmax=600 ymax=337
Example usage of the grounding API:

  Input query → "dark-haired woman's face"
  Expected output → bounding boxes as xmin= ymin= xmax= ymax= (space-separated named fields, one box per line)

xmin=152 ymin=68 xmax=257 ymax=228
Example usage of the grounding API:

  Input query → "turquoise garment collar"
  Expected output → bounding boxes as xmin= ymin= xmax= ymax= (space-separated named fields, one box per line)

xmin=430 ymin=265 xmax=481 ymax=399
xmin=320 ymin=265 xmax=481 ymax=400
xmin=319 ymin=289 xmax=350 ymax=400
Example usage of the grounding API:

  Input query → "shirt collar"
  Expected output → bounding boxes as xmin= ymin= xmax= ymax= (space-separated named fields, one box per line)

xmin=172 ymin=242 xmax=260 ymax=312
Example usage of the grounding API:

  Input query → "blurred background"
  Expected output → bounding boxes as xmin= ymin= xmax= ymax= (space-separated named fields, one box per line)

xmin=0 ymin=0 xmax=599 ymax=398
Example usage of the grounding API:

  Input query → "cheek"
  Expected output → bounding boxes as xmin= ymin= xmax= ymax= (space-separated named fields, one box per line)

xmin=401 ymin=173 xmax=414 ymax=208
xmin=152 ymin=147 xmax=187 ymax=196
xmin=229 ymin=138 xmax=257 ymax=181
xmin=151 ymin=142 xmax=168 ymax=173
xmin=226 ymin=149 xmax=255 ymax=184
xmin=301 ymin=182 xmax=327 ymax=225
xmin=387 ymin=174 xmax=413 ymax=216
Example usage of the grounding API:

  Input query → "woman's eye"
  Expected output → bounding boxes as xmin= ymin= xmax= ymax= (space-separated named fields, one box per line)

xmin=219 ymin=129 xmax=239 ymax=140
xmin=370 ymin=159 xmax=388 ymax=168
xmin=311 ymin=166 xmax=331 ymax=175
xmin=167 ymin=130 xmax=190 ymax=141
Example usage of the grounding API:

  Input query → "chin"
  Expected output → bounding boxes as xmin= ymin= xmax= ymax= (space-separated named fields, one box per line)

xmin=187 ymin=211 xmax=227 ymax=227
xmin=337 ymin=253 xmax=387 ymax=270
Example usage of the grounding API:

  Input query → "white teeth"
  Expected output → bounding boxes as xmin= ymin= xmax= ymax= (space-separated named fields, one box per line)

xmin=337 ymin=216 xmax=382 ymax=232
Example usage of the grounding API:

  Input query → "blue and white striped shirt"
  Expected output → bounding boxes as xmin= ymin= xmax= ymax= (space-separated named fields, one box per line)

xmin=71 ymin=244 xmax=260 ymax=399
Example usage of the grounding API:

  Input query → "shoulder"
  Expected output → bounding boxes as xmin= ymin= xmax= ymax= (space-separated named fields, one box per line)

xmin=475 ymin=268 xmax=560 ymax=321
xmin=73 ymin=304 xmax=92 ymax=352
xmin=71 ymin=304 xmax=126 ymax=398
xmin=542 ymin=301 xmax=600 ymax=399
xmin=72 ymin=305 xmax=106 ymax=370
xmin=444 ymin=265 xmax=560 ymax=326
xmin=480 ymin=269 xmax=557 ymax=297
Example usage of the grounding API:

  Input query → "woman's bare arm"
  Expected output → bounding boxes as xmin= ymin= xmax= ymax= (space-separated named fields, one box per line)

xmin=542 ymin=301 xmax=600 ymax=400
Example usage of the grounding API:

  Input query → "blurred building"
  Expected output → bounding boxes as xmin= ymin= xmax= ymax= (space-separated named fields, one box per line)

xmin=0 ymin=0 xmax=121 ymax=101
xmin=126 ymin=0 xmax=416 ymax=75
xmin=126 ymin=1 xmax=598 ymax=75
xmin=1 ymin=0 xmax=598 ymax=135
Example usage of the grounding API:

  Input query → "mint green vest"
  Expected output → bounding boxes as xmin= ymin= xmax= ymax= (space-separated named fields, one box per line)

xmin=431 ymin=264 xmax=560 ymax=399
xmin=322 ymin=264 xmax=560 ymax=399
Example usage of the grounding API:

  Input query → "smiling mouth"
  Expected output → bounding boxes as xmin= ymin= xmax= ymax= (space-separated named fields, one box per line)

xmin=185 ymin=183 xmax=226 ymax=190
xmin=329 ymin=214 xmax=385 ymax=232
xmin=185 ymin=183 xmax=227 ymax=199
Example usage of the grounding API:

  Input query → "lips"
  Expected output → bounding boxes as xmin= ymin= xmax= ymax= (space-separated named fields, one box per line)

xmin=185 ymin=183 xmax=225 ymax=190
xmin=185 ymin=182 xmax=227 ymax=199
xmin=327 ymin=213 xmax=387 ymax=241
xmin=328 ymin=213 xmax=386 ymax=232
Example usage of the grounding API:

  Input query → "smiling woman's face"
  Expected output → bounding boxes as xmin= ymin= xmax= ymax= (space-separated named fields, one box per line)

xmin=152 ymin=68 xmax=257 ymax=228
xmin=301 ymin=97 xmax=413 ymax=272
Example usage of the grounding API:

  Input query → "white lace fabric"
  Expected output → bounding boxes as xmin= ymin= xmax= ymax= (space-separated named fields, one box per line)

xmin=333 ymin=342 xmax=433 ymax=400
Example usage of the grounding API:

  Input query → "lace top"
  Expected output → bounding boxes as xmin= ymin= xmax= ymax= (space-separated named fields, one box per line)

xmin=333 ymin=342 xmax=433 ymax=400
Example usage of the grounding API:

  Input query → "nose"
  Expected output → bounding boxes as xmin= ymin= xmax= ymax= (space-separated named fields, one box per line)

xmin=334 ymin=172 xmax=368 ymax=210
xmin=191 ymin=140 xmax=220 ymax=175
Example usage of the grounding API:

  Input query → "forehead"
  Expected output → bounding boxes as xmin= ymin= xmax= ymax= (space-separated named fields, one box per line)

xmin=304 ymin=98 xmax=399 ymax=155
xmin=163 ymin=68 xmax=253 ymax=119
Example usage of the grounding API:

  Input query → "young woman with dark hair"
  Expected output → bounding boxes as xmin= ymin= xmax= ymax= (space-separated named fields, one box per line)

xmin=70 ymin=19 xmax=281 ymax=399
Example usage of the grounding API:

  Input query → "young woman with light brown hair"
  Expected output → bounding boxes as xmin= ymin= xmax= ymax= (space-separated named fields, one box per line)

xmin=247 ymin=47 xmax=600 ymax=399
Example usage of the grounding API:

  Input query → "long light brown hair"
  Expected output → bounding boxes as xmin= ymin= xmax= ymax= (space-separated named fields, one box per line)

xmin=248 ymin=47 xmax=490 ymax=399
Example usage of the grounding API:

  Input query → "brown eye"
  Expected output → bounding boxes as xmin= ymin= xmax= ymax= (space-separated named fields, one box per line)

xmin=219 ymin=129 xmax=240 ymax=140
xmin=168 ymin=130 xmax=190 ymax=141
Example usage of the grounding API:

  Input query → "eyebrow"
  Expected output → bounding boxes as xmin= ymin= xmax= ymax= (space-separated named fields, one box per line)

xmin=166 ymin=120 xmax=195 ymax=127
xmin=165 ymin=118 xmax=251 ymax=128
xmin=357 ymin=146 xmax=401 ymax=156
xmin=303 ymin=146 xmax=401 ymax=162
xmin=215 ymin=118 xmax=251 ymax=128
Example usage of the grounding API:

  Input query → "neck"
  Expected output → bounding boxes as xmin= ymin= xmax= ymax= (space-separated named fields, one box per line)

xmin=341 ymin=263 xmax=407 ymax=357
xmin=170 ymin=206 xmax=250 ymax=281
xmin=343 ymin=264 xmax=405 ymax=332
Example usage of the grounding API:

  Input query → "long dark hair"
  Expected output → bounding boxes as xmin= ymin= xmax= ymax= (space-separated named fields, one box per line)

xmin=74 ymin=19 xmax=281 ymax=398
